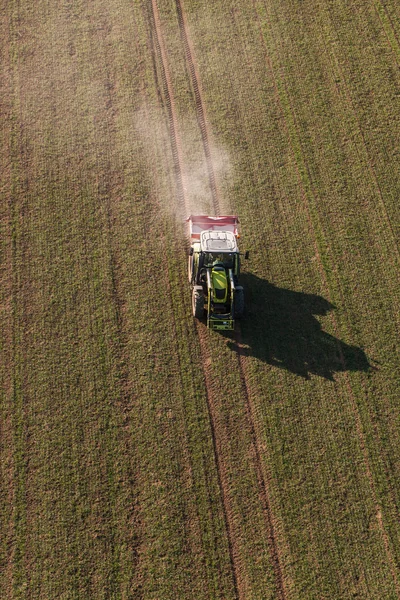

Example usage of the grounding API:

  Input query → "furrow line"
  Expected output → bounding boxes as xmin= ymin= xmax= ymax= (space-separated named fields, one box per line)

xmin=173 ymin=0 xmax=220 ymax=215
xmin=253 ymin=1 xmax=400 ymax=589
xmin=149 ymin=0 xmax=240 ymax=596
xmin=174 ymin=2 xmax=288 ymax=597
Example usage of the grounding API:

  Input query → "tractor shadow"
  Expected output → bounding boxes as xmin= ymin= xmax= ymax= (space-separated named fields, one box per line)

xmin=226 ymin=272 xmax=374 ymax=380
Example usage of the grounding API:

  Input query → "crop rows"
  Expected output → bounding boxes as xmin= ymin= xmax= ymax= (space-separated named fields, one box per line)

xmin=1 ymin=0 xmax=399 ymax=598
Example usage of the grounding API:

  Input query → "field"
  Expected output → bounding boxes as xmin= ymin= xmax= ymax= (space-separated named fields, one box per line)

xmin=1 ymin=0 xmax=399 ymax=598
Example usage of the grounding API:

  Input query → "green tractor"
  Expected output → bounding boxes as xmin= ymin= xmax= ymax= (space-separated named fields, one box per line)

xmin=187 ymin=215 xmax=249 ymax=330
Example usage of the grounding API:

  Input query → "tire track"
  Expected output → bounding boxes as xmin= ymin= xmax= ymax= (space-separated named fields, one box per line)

xmin=149 ymin=0 xmax=186 ymax=211
xmin=253 ymin=1 xmax=400 ymax=592
xmin=173 ymin=0 xmax=220 ymax=214
xmin=149 ymin=0 xmax=240 ymax=596
xmin=195 ymin=327 xmax=242 ymax=599
xmin=168 ymin=1 xmax=289 ymax=597
xmin=234 ymin=329 xmax=288 ymax=600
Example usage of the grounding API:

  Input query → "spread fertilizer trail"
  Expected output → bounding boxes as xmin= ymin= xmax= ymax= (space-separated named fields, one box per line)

xmin=149 ymin=0 xmax=239 ymax=595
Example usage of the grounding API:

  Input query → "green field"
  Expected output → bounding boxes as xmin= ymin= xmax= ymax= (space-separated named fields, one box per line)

xmin=1 ymin=0 xmax=399 ymax=598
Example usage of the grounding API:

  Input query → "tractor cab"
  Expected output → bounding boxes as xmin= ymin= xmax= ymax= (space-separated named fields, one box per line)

xmin=210 ymin=262 xmax=228 ymax=304
xmin=187 ymin=215 xmax=247 ymax=330
xmin=199 ymin=230 xmax=240 ymax=279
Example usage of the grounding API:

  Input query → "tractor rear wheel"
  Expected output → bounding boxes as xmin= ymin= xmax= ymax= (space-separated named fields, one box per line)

xmin=234 ymin=287 xmax=245 ymax=319
xmin=192 ymin=287 xmax=205 ymax=319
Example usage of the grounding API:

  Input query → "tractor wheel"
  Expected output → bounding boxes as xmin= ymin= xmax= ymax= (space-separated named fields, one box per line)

xmin=192 ymin=287 xmax=205 ymax=319
xmin=234 ymin=287 xmax=245 ymax=319
xmin=188 ymin=254 xmax=194 ymax=283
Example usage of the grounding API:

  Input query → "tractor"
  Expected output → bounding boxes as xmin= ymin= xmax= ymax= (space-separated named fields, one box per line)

xmin=187 ymin=215 xmax=249 ymax=330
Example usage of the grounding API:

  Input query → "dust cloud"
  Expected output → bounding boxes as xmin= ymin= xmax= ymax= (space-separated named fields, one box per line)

xmin=183 ymin=142 xmax=232 ymax=216
xmin=134 ymin=104 xmax=232 ymax=220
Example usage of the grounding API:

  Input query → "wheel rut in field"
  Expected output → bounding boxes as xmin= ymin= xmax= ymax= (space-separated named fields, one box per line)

xmin=234 ymin=328 xmax=288 ymax=600
xmin=196 ymin=325 xmax=243 ymax=599
xmin=173 ymin=0 xmax=220 ymax=215
xmin=150 ymin=1 xmax=288 ymax=598
xmin=149 ymin=0 xmax=186 ymax=210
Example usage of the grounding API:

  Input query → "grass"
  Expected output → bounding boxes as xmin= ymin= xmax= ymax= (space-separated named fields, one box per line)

xmin=1 ymin=0 xmax=399 ymax=598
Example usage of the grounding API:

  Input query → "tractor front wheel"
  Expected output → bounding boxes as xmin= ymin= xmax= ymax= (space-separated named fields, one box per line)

xmin=188 ymin=254 xmax=194 ymax=283
xmin=192 ymin=287 xmax=205 ymax=319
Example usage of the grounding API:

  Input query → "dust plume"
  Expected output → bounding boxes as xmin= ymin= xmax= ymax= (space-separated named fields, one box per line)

xmin=134 ymin=104 xmax=233 ymax=220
